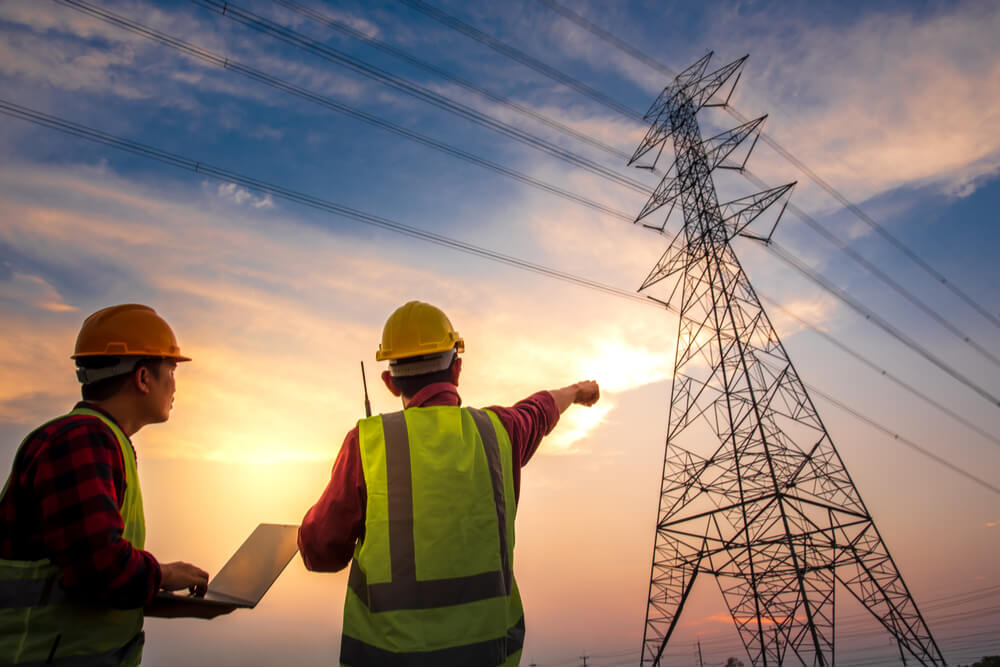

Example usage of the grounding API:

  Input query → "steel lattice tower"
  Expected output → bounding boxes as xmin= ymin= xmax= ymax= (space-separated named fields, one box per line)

xmin=631 ymin=53 xmax=945 ymax=667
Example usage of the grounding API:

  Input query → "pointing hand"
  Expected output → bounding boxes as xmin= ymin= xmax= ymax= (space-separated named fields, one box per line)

xmin=573 ymin=380 xmax=600 ymax=406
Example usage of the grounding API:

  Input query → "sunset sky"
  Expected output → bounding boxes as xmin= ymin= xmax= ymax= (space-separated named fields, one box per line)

xmin=1 ymin=0 xmax=998 ymax=665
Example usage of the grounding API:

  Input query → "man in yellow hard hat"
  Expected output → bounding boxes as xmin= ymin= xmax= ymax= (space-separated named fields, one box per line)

xmin=0 ymin=304 xmax=212 ymax=665
xmin=299 ymin=300 xmax=600 ymax=665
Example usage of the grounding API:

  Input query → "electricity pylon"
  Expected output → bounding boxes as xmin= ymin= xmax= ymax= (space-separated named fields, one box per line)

xmin=632 ymin=53 xmax=945 ymax=667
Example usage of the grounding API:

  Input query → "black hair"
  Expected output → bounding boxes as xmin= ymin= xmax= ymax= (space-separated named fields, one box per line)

xmin=391 ymin=357 xmax=457 ymax=399
xmin=78 ymin=357 xmax=163 ymax=402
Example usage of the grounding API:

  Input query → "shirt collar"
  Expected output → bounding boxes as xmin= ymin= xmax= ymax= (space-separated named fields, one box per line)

xmin=404 ymin=382 xmax=462 ymax=409
xmin=74 ymin=401 xmax=130 ymax=439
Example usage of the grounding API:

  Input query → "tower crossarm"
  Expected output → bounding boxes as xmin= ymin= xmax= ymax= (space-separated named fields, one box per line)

xmin=630 ymin=53 xmax=747 ymax=169
xmin=634 ymin=116 xmax=771 ymax=227
xmin=719 ymin=182 xmax=795 ymax=242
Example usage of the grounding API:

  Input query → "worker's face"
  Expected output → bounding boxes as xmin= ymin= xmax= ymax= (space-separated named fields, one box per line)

xmin=141 ymin=359 xmax=177 ymax=424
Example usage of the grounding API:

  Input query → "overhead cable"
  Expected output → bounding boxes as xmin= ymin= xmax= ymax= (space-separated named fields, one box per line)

xmin=185 ymin=0 xmax=1000 ymax=408
xmin=55 ymin=0 xmax=1000 ymax=445
xmin=758 ymin=295 xmax=1000 ymax=449
xmin=533 ymin=0 xmax=678 ymax=78
xmin=0 ymin=99 xmax=651 ymax=309
xmin=176 ymin=0 xmax=652 ymax=193
xmin=532 ymin=0 xmax=1000 ymax=331
xmin=50 ymin=0 xmax=635 ymax=223
xmin=80 ymin=0 xmax=998 ymax=380
xmin=806 ymin=382 xmax=1000 ymax=495
xmin=2 ymin=99 xmax=995 ymax=501
xmin=374 ymin=0 xmax=1000 ymax=413
xmin=741 ymin=168 xmax=1000 ymax=370
xmin=769 ymin=241 xmax=1000 ymax=409
xmin=270 ymin=0 xmax=631 ymax=162
xmin=395 ymin=0 xmax=645 ymax=121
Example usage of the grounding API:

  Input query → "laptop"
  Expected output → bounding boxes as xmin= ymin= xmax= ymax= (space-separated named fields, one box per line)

xmin=149 ymin=523 xmax=299 ymax=618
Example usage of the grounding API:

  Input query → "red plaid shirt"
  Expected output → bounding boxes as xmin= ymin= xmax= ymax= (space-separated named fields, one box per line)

xmin=0 ymin=402 xmax=161 ymax=608
xmin=298 ymin=383 xmax=560 ymax=572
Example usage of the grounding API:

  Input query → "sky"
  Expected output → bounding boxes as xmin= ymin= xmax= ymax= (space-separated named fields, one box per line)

xmin=0 ymin=0 xmax=998 ymax=665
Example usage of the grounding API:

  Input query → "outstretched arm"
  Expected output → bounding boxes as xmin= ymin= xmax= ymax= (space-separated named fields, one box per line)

xmin=547 ymin=380 xmax=600 ymax=414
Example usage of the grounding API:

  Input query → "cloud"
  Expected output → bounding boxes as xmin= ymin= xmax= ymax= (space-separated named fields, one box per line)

xmin=216 ymin=182 xmax=275 ymax=209
xmin=0 ymin=0 xmax=374 ymax=124
xmin=0 ymin=391 xmax=72 ymax=425
xmin=540 ymin=4 xmax=668 ymax=97
xmin=0 ymin=270 xmax=78 ymax=313
xmin=986 ymin=521 xmax=997 ymax=528
xmin=424 ymin=80 xmax=647 ymax=158
xmin=267 ymin=1 xmax=380 ymax=40
xmin=0 ymin=26 xmax=148 ymax=101
xmin=723 ymin=2 xmax=1000 ymax=208
xmin=766 ymin=295 xmax=840 ymax=339
xmin=546 ymin=400 xmax=613 ymax=454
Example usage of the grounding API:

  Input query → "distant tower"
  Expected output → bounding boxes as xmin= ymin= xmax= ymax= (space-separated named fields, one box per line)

xmin=631 ymin=53 xmax=945 ymax=667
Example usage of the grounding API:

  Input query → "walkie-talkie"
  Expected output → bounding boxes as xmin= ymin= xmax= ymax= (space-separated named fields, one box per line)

xmin=361 ymin=361 xmax=372 ymax=418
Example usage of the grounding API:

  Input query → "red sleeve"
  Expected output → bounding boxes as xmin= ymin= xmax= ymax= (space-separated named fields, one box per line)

xmin=487 ymin=390 xmax=560 ymax=503
xmin=298 ymin=426 xmax=366 ymax=572
xmin=32 ymin=419 xmax=161 ymax=608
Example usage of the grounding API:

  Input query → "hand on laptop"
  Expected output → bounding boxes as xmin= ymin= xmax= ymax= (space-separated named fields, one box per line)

xmin=161 ymin=561 xmax=209 ymax=597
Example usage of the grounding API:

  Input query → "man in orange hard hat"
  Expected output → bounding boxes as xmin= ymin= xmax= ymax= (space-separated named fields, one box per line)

xmin=0 ymin=304 xmax=212 ymax=665
xmin=299 ymin=300 xmax=600 ymax=665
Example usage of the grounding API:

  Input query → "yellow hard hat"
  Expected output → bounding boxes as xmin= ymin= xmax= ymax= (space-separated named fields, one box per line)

xmin=376 ymin=301 xmax=464 ymax=362
xmin=73 ymin=304 xmax=191 ymax=361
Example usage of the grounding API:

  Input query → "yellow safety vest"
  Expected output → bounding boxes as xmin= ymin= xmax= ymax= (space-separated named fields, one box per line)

xmin=0 ymin=407 xmax=147 ymax=666
xmin=342 ymin=406 xmax=525 ymax=666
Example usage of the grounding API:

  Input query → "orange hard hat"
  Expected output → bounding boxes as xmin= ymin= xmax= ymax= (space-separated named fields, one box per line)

xmin=73 ymin=304 xmax=191 ymax=361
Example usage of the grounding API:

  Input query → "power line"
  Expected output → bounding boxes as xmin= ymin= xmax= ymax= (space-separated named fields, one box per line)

xmin=806 ymin=382 xmax=1000 ymax=495
xmin=740 ymin=168 xmax=1000 ymax=370
xmin=552 ymin=587 xmax=999 ymax=662
xmin=768 ymin=240 xmax=1000 ymax=409
xmin=50 ymin=0 xmax=635 ymax=224
xmin=732 ymin=103 xmax=1000 ymax=331
xmin=759 ymin=294 xmax=1000 ymax=449
xmin=395 ymin=0 xmax=645 ymax=121
xmin=654 ymin=584 xmax=999 ymax=647
xmin=650 ymin=586 xmax=998 ymax=662
xmin=532 ymin=0 xmax=677 ymax=79
xmin=173 ymin=0 xmax=1000 ymax=419
xmin=72 ymin=0 xmax=999 ymax=421
xmin=270 ymin=0 xmax=631 ymax=162
xmin=0 ymin=99 xmax=651 ymax=307
xmin=4 ymin=109 xmax=996 ymax=501
xmin=181 ymin=0 xmax=652 ymax=193
xmin=395 ymin=0 xmax=1000 ymax=407
xmin=531 ymin=0 xmax=1000 ymax=332
xmin=323 ymin=0 xmax=1000 ymax=419
xmin=47 ymin=0 xmax=1000 ymax=453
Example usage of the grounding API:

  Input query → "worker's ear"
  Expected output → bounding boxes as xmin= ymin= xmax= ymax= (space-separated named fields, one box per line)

xmin=133 ymin=365 xmax=153 ymax=395
xmin=449 ymin=357 xmax=462 ymax=386
xmin=381 ymin=370 xmax=402 ymax=397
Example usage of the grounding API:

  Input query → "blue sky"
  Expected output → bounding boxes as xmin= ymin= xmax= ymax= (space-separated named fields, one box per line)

xmin=1 ymin=0 xmax=999 ymax=665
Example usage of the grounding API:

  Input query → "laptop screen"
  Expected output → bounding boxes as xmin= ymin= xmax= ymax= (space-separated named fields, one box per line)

xmin=207 ymin=523 xmax=300 ymax=606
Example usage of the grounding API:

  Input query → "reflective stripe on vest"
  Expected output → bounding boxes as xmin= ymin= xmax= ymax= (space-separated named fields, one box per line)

xmin=342 ymin=406 xmax=524 ymax=665
xmin=0 ymin=408 xmax=146 ymax=666
xmin=341 ymin=616 xmax=524 ymax=667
